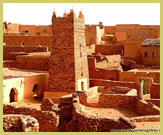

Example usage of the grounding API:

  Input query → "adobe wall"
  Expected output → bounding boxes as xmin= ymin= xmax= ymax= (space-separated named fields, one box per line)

xmin=150 ymin=83 xmax=160 ymax=99
xmin=19 ymin=25 xmax=52 ymax=36
xmin=3 ymin=105 xmax=58 ymax=132
xmin=105 ymin=25 xmax=160 ymax=38
xmin=3 ymin=35 xmax=52 ymax=50
xmin=3 ymin=114 xmax=39 ymax=132
xmin=95 ymin=44 xmax=124 ymax=55
xmin=114 ymin=32 xmax=126 ymax=44
xmin=141 ymin=45 xmax=160 ymax=66
xmin=15 ymin=55 xmax=49 ymax=71
xmin=116 ymin=25 xmax=160 ymax=38
xmin=98 ymin=94 xmax=138 ymax=108
xmin=104 ymin=26 xmax=116 ymax=34
xmin=90 ymin=68 xmax=120 ymax=81
xmin=3 ymin=73 xmax=48 ymax=103
xmin=90 ymin=79 xmax=137 ymax=89
xmin=85 ymin=25 xmax=104 ymax=46
xmin=119 ymin=71 xmax=160 ymax=83
xmin=123 ymin=38 xmax=145 ymax=57
xmin=3 ymin=46 xmax=48 ymax=60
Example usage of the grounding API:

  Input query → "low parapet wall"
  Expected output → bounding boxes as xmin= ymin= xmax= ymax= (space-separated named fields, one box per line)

xmin=136 ymin=100 xmax=160 ymax=116
xmin=3 ymin=45 xmax=48 ymax=60
xmin=98 ymin=94 xmax=138 ymax=108
xmin=3 ymin=105 xmax=58 ymax=132
xmin=90 ymin=79 xmax=137 ymax=89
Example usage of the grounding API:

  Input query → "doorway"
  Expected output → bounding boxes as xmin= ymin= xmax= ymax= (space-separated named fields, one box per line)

xmin=81 ymin=82 xmax=84 ymax=90
xmin=9 ymin=88 xmax=18 ymax=103
xmin=140 ymin=80 xmax=149 ymax=96
xmin=32 ymin=84 xmax=39 ymax=99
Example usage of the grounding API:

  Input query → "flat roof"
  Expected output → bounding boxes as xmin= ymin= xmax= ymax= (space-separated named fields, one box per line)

xmin=3 ymin=68 xmax=48 ymax=80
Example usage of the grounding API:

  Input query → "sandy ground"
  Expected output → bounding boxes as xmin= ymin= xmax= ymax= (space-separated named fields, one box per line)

xmin=8 ymin=97 xmax=43 ymax=110
xmin=80 ymin=104 xmax=138 ymax=118
xmin=133 ymin=122 xmax=160 ymax=130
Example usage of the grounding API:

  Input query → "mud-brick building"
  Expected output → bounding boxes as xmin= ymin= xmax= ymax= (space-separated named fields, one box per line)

xmin=48 ymin=10 xmax=89 ymax=93
xmin=3 ymin=68 xmax=48 ymax=104
xmin=141 ymin=39 xmax=160 ymax=66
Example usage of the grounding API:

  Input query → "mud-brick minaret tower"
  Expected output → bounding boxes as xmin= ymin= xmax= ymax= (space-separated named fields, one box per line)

xmin=48 ymin=9 xmax=89 ymax=93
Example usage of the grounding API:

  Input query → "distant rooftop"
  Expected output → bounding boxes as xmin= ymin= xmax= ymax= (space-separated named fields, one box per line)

xmin=142 ymin=39 xmax=160 ymax=46
xmin=3 ymin=68 xmax=48 ymax=80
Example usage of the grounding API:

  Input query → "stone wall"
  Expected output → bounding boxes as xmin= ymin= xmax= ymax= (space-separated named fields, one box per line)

xmin=90 ymin=79 xmax=137 ymax=89
xmin=3 ymin=105 xmax=58 ymax=132
xmin=145 ymin=99 xmax=160 ymax=107
xmin=97 ymin=86 xmax=131 ymax=94
xmin=128 ymin=115 xmax=160 ymax=122
xmin=48 ymin=10 xmax=89 ymax=92
xmin=57 ymin=94 xmax=135 ymax=132
xmin=66 ymin=100 xmax=135 ymax=132
xmin=136 ymin=100 xmax=160 ymax=116
xmin=98 ymin=94 xmax=138 ymax=108
xmin=3 ymin=114 xmax=39 ymax=132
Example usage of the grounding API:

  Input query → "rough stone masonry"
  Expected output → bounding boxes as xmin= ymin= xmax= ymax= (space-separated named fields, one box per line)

xmin=48 ymin=10 xmax=89 ymax=93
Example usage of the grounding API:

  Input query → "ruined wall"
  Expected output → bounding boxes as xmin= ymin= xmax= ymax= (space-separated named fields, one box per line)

xmin=90 ymin=79 xmax=137 ymax=89
xmin=88 ymin=56 xmax=121 ymax=81
xmin=98 ymin=94 xmax=138 ymax=108
xmin=141 ymin=45 xmax=160 ymax=66
xmin=150 ymin=83 xmax=160 ymax=99
xmin=119 ymin=71 xmax=160 ymax=83
xmin=58 ymin=94 xmax=134 ymax=132
xmin=95 ymin=44 xmax=124 ymax=55
xmin=48 ymin=10 xmax=89 ymax=92
xmin=3 ymin=46 xmax=48 ymax=60
xmin=3 ymin=105 xmax=58 ymax=132
xmin=3 ymin=35 xmax=52 ymax=50
xmin=3 ymin=114 xmax=39 ymax=132
xmin=97 ymin=86 xmax=131 ymax=94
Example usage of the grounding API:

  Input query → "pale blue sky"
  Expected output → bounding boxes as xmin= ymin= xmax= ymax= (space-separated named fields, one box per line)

xmin=3 ymin=3 xmax=160 ymax=26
